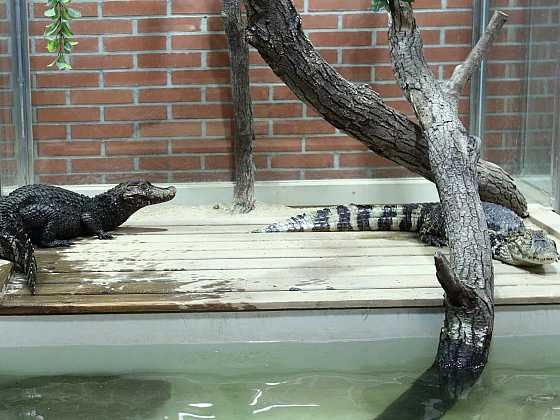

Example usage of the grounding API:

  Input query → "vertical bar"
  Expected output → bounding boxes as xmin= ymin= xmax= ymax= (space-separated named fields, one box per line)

xmin=10 ymin=0 xmax=33 ymax=186
xmin=469 ymin=0 xmax=488 ymax=151
xmin=553 ymin=68 xmax=560 ymax=213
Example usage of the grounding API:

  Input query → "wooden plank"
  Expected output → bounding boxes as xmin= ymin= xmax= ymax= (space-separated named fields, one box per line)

xmin=38 ymin=237 xmax=427 ymax=253
xmin=36 ymin=253 xmax=560 ymax=273
xmin=2 ymin=285 xmax=560 ymax=315
xmin=37 ymin=246 xmax=440 ymax=261
xmin=6 ymin=270 xmax=560 ymax=296
xmin=62 ymin=230 xmax=419 ymax=243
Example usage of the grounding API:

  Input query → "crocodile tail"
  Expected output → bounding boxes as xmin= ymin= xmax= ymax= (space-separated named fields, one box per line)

xmin=0 ymin=215 xmax=37 ymax=293
xmin=253 ymin=204 xmax=374 ymax=233
xmin=254 ymin=203 xmax=432 ymax=233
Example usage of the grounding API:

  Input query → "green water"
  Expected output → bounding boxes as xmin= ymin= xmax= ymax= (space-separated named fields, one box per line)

xmin=0 ymin=336 xmax=559 ymax=419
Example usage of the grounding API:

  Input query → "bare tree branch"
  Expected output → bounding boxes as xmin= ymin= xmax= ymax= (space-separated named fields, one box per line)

xmin=241 ymin=0 xmax=528 ymax=217
xmin=446 ymin=10 xmax=509 ymax=98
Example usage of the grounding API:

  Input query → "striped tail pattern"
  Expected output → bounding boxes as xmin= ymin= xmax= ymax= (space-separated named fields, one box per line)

xmin=0 ymin=202 xmax=37 ymax=293
xmin=253 ymin=203 xmax=436 ymax=234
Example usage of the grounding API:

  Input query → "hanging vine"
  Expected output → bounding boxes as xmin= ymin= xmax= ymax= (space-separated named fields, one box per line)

xmin=43 ymin=0 xmax=81 ymax=70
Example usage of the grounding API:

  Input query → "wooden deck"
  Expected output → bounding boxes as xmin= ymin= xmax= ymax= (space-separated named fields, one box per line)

xmin=1 ymin=207 xmax=560 ymax=315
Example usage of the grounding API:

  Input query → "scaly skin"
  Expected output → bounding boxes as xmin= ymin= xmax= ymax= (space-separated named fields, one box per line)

xmin=1 ymin=180 xmax=176 ymax=293
xmin=255 ymin=202 xmax=559 ymax=266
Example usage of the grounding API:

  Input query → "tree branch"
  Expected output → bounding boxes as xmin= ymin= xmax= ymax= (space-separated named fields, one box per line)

xmin=446 ymin=11 xmax=509 ymax=98
xmin=242 ymin=0 xmax=528 ymax=217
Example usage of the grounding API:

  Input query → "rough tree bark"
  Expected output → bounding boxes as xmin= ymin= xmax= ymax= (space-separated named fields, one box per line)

xmin=223 ymin=0 xmax=256 ymax=213
xmin=378 ymin=4 xmax=506 ymax=418
xmin=241 ymin=0 xmax=528 ymax=217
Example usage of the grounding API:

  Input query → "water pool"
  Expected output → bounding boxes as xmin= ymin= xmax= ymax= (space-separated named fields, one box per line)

xmin=0 ymin=335 xmax=559 ymax=420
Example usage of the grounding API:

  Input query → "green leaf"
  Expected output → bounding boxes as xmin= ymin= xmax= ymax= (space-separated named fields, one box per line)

xmin=47 ymin=39 xmax=59 ymax=53
xmin=66 ymin=7 xmax=81 ymax=18
xmin=44 ymin=7 xmax=57 ymax=17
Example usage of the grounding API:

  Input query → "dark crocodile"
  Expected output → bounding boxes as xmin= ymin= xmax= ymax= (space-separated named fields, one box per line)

xmin=1 ymin=180 xmax=176 ymax=292
xmin=255 ymin=202 xmax=559 ymax=266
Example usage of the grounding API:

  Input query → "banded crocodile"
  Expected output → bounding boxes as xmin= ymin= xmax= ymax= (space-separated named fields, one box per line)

xmin=1 ymin=180 xmax=176 ymax=292
xmin=255 ymin=202 xmax=559 ymax=266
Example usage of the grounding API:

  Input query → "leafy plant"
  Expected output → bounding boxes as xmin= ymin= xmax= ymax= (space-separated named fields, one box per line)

xmin=43 ymin=0 xmax=81 ymax=70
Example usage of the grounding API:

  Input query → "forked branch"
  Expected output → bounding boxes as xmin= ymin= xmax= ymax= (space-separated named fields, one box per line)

xmin=446 ymin=11 xmax=509 ymax=98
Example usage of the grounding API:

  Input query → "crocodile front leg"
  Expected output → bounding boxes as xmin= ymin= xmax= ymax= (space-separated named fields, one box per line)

xmin=81 ymin=213 xmax=114 ymax=240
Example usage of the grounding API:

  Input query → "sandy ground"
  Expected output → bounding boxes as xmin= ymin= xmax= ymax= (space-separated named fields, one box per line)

xmin=125 ymin=201 xmax=316 ymax=226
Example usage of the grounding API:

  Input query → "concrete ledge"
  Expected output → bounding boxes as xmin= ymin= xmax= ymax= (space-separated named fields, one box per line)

xmin=7 ymin=178 xmax=440 ymax=206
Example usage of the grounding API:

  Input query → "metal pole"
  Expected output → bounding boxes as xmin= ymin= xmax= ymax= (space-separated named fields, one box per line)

xmin=10 ymin=0 xmax=34 ymax=186
xmin=469 ymin=0 xmax=488 ymax=152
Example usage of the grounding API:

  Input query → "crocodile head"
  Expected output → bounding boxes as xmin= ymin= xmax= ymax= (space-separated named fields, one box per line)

xmin=492 ymin=228 xmax=559 ymax=266
xmin=118 ymin=179 xmax=176 ymax=207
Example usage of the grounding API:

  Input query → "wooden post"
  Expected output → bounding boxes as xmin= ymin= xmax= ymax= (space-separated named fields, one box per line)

xmin=223 ymin=0 xmax=256 ymax=213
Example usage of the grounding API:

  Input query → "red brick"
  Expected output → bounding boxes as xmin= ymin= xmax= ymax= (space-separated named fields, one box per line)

xmin=139 ymin=156 xmax=201 ymax=170
xmin=342 ymin=48 xmax=390 ymax=64
xmin=139 ymin=122 xmax=202 ymax=137
xmin=105 ymin=71 xmax=167 ymax=86
xmin=139 ymin=88 xmax=201 ymax=103
xmin=206 ymin=86 xmax=268 ymax=101
xmin=485 ymin=115 xmax=523 ymax=130
xmin=335 ymin=66 xmax=372 ymax=82
xmin=33 ymin=124 xmax=67 ymax=140
xmin=302 ymin=15 xmax=339 ymax=29
xmin=305 ymin=136 xmax=369 ymax=151
xmin=271 ymin=154 xmax=333 ymax=168
xmin=35 ymin=159 xmax=66 ymax=174
xmin=415 ymin=11 xmax=471 ymax=26
xmin=172 ymin=104 xmax=233 ymax=119
xmin=249 ymin=68 xmax=282 ymax=83
xmin=172 ymin=34 xmax=228 ymax=50
xmin=38 ymin=174 xmax=104 ymax=184
xmin=71 ymin=90 xmax=133 ymax=105
xmin=309 ymin=31 xmax=371 ymax=47
xmin=172 ymin=69 xmax=230 ymax=85
xmin=72 ymin=158 xmax=134 ymax=172
xmin=343 ymin=14 xmax=387 ymax=28
xmin=72 ymin=124 xmax=134 ymax=139
xmin=32 ymin=91 xmax=66 ymax=105
xmin=37 ymin=107 xmax=100 ymax=122
xmin=445 ymin=29 xmax=472 ymax=45
xmin=206 ymin=121 xmax=268 ymax=137
xmin=103 ymin=1 xmax=167 ymax=16
xmin=104 ymin=36 xmax=166 ymax=52
xmin=206 ymin=51 xmax=229 ymax=67
xmin=172 ymin=139 xmax=231 ymax=153
xmin=274 ymin=120 xmax=336 ymax=135
xmin=106 ymin=172 xmax=169 ymax=183
xmin=273 ymin=87 xmax=299 ymax=101
xmin=255 ymin=138 xmax=302 ymax=153
xmin=72 ymin=55 xmax=133 ymax=70
xmin=105 ymin=106 xmax=167 ymax=121
xmin=205 ymin=155 xmax=233 ymax=170
xmin=36 ymin=73 xmax=100 ymax=88
xmin=138 ymin=53 xmax=201 ymax=68
xmin=423 ymin=47 xmax=470 ymax=62
xmin=254 ymin=104 xmax=303 ymax=118
xmin=138 ymin=17 xmax=201 ymax=33
xmin=106 ymin=141 xmax=168 ymax=156
xmin=72 ymin=19 xmax=133 ymax=34
xmin=171 ymin=0 xmax=222 ymax=14
xmin=38 ymin=141 xmax=101 ymax=156
xmin=340 ymin=153 xmax=393 ymax=167
xmin=207 ymin=17 xmax=224 ymax=32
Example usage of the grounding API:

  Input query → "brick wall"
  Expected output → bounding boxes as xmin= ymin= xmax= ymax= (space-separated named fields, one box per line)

xmin=0 ymin=1 xmax=17 ymax=188
xmin=26 ymin=0 xmax=536 ymax=185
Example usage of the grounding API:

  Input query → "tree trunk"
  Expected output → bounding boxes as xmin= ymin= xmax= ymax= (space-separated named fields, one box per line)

xmin=223 ymin=0 xmax=256 ymax=213
xmin=375 ymin=3 xmax=507 ymax=417
xmin=241 ymin=0 xmax=528 ymax=217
